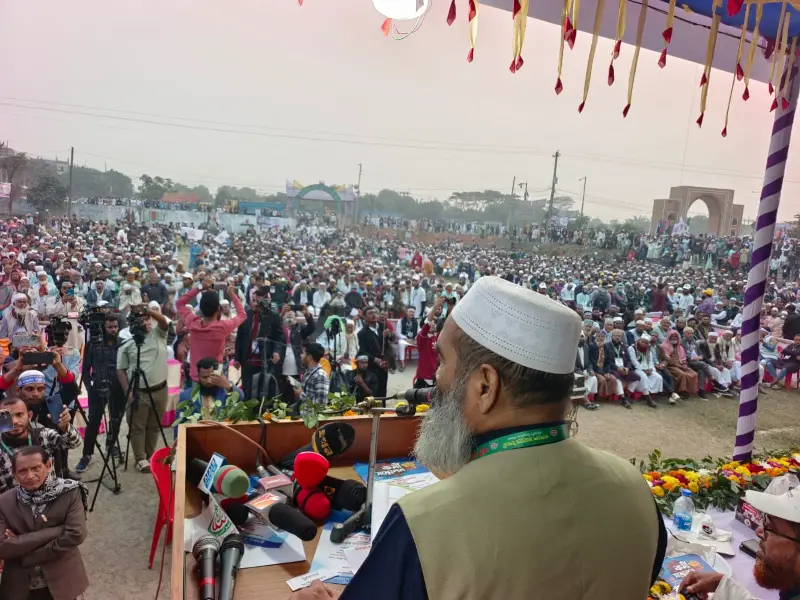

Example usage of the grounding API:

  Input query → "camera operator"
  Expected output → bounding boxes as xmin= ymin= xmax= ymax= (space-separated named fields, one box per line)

xmin=75 ymin=313 xmax=125 ymax=474
xmin=176 ymin=280 xmax=245 ymax=385
xmin=0 ymin=363 xmax=83 ymax=492
xmin=116 ymin=304 xmax=169 ymax=473
xmin=38 ymin=281 xmax=85 ymax=352
xmin=235 ymin=287 xmax=282 ymax=400
xmin=42 ymin=318 xmax=81 ymax=398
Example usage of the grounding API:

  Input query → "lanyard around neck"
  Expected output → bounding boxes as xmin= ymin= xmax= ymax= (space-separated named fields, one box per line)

xmin=471 ymin=424 xmax=569 ymax=462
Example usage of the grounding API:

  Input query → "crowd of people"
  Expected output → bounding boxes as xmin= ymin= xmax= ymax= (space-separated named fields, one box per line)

xmin=0 ymin=210 xmax=795 ymax=598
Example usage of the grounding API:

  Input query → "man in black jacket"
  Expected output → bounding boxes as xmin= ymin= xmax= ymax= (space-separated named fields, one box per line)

xmin=346 ymin=355 xmax=379 ymax=403
xmin=235 ymin=287 xmax=282 ymax=400
xmin=784 ymin=304 xmax=800 ymax=340
xmin=357 ymin=307 xmax=389 ymax=397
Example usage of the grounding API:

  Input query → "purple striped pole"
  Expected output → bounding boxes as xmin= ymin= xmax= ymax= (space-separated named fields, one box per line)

xmin=734 ymin=66 xmax=799 ymax=462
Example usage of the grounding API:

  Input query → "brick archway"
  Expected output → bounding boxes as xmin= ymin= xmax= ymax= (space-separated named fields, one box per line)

xmin=650 ymin=186 xmax=744 ymax=237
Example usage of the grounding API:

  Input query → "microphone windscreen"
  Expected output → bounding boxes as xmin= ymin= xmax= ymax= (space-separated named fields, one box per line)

xmin=294 ymin=452 xmax=330 ymax=489
xmin=214 ymin=465 xmax=250 ymax=499
xmin=187 ymin=458 xmax=209 ymax=487
xmin=221 ymin=501 xmax=250 ymax=527
xmin=269 ymin=502 xmax=318 ymax=541
xmin=334 ymin=479 xmax=366 ymax=512
xmin=295 ymin=487 xmax=331 ymax=522
xmin=311 ymin=422 xmax=356 ymax=460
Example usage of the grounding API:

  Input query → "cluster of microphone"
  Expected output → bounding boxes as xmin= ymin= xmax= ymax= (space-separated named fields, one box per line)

xmin=187 ymin=387 xmax=432 ymax=595
xmin=192 ymin=533 xmax=245 ymax=600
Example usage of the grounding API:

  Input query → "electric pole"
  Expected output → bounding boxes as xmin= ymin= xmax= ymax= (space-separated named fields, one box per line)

xmin=510 ymin=176 xmax=516 ymax=198
xmin=578 ymin=175 xmax=587 ymax=218
xmin=519 ymin=181 xmax=529 ymax=203
xmin=68 ymin=146 xmax=74 ymax=217
xmin=354 ymin=162 xmax=363 ymax=227
xmin=546 ymin=150 xmax=560 ymax=229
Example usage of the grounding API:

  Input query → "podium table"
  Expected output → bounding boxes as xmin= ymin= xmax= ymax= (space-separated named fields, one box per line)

xmin=171 ymin=416 xmax=421 ymax=599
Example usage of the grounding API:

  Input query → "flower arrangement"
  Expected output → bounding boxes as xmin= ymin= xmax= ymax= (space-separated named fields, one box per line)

xmin=636 ymin=448 xmax=800 ymax=516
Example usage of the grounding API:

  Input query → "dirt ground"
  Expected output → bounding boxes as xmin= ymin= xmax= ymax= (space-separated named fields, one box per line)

xmin=78 ymin=368 xmax=800 ymax=599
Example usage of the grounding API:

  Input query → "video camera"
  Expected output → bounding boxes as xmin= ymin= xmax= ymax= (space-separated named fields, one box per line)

xmin=45 ymin=316 xmax=72 ymax=348
xmin=127 ymin=305 xmax=149 ymax=345
xmin=78 ymin=305 xmax=111 ymax=344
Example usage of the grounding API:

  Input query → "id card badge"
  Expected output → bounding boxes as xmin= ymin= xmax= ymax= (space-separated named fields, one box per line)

xmin=252 ymin=341 xmax=261 ymax=354
xmin=615 ymin=358 xmax=624 ymax=368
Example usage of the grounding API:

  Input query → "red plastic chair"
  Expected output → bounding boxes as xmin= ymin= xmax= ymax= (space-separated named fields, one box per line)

xmin=148 ymin=446 xmax=174 ymax=569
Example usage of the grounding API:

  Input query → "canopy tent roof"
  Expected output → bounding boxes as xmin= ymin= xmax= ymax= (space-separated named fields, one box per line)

xmin=477 ymin=0 xmax=800 ymax=83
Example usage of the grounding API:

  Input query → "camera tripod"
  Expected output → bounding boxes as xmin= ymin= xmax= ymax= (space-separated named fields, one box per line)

xmin=77 ymin=330 xmax=126 ymax=512
xmin=122 ymin=338 xmax=170 ymax=471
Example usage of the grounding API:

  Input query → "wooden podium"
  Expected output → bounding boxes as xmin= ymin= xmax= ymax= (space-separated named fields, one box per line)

xmin=171 ymin=415 xmax=421 ymax=599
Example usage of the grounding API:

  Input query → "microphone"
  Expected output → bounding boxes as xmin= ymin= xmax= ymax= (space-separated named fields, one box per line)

xmin=404 ymin=387 xmax=434 ymax=405
xmin=321 ymin=476 xmax=366 ymax=512
xmin=244 ymin=492 xmax=318 ymax=541
xmin=220 ymin=499 xmax=251 ymax=527
xmin=192 ymin=535 xmax=220 ymax=600
xmin=278 ymin=422 xmax=356 ymax=468
xmin=187 ymin=458 xmax=250 ymax=499
xmin=218 ymin=534 xmax=245 ymax=600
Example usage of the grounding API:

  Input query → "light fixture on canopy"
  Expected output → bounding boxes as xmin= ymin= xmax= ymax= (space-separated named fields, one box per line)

xmin=372 ymin=0 xmax=431 ymax=38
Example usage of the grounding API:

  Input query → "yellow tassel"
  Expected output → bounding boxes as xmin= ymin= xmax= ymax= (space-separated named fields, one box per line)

xmin=776 ymin=13 xmax=792 ymax=97
xmin=467 ymin=0 xmax=480 ymax=62
xmin=681 ymin=4 xmax=693 ymax=13
xmin=623 ymin=0 xmax=648 ymax=116
xmin=768 ymin=0 xmax=788 ymax=94
xmin=697 ymin=2 xmax=721 ymax=127
xmin=570 ymin=0 xmax=581 ymax=48
xmin=511 ymin=0 xmax=531 ymax=71
xmin=787 ymin=38 xmax=798 ymax=104
xmin=555 ymin=0 xmax=570 ymax=93
xmin=721 ymin=4 xmax=750 ymax=135
xmin=742 ymin=3 xmax=762 ymax=100
xmin=579 ymin=0 xmax=607 ymax=111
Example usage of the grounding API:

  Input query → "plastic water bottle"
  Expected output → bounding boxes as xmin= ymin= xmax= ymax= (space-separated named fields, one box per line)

xmin=673 ymin=488 xmax=695 ymax=532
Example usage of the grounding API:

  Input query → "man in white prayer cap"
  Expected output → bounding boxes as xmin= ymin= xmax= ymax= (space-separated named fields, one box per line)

xmin=290 ymin=276 xmax=666 ymax=600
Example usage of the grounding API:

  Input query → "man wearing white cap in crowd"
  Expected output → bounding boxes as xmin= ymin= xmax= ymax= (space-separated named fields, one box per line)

xmin=627 ymin=334 xmax=662 ymax=408
xmin=681 ymin=487 xmax=800 ymax=599
xmin=0 ymin=293 xmax=40 ymax=343
xmin=290 ymin=276 xmax=666 ymax=600
xmin=117 ymin=282 xmax=142 ymax=317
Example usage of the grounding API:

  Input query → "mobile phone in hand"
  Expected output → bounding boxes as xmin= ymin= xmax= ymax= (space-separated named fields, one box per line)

xmin=22 ymin=352 xmax=55 ymax=366
xmin=286 ymin=375 xmax=301 ymax=389
xmin=45 ymin=393 xmax=64 ymax=425
xmin=740 ymin=539 xmax=760 ymax=558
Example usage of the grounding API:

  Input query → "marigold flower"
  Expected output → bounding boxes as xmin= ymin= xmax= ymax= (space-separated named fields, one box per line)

xmin=651 ymin=486 xmax=665 ymax=497
xmin=688 ymin=482 xmax=700 ymax=494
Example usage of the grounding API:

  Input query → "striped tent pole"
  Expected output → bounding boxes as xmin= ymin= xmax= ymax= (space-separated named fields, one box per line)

xmin=734 ymin=65 xmax=800 ymax=462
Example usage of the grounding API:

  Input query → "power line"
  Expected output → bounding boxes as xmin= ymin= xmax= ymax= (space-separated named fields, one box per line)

xmin=4 ymin=97 xmax=800 ymax=183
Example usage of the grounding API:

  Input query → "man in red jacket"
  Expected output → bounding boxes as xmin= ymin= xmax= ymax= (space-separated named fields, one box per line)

xmin=414 ymin=298 xmax=443 ymax=388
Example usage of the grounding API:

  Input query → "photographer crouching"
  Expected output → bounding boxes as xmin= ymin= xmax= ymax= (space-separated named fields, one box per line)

xmin=117 ymin=304 xmax=169 ymax=474
xmin=75 ymin=312 xmax=125 ymax=474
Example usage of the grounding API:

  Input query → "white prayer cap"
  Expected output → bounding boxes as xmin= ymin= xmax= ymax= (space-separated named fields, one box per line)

xmin=450 ymin=276 xmax=580 ymax=375
xmin=639 ymin=333 xmax=651 ymax=342
xmin=12 ymin=293 xmax=27 ymax=304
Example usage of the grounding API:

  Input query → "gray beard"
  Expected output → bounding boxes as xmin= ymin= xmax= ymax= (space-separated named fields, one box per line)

xmin=412 ymin=376 xmax=474 ymax=477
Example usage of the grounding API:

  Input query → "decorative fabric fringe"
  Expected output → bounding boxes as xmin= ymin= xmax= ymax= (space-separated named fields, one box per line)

xmin=511 ymin=0 xmax=530 ymax=73
xmin=697 ymin=0 xmax=721 ymax=127
xmin=742 ymin=3 xmax=763 ymax=101
xmin=660 ymin=0 xmax=676 ymax=68
xmin=776 ymin=14 xmax=792 ymax=105
xmin=609 ymin=0 xmax=626 ymax=84
xmin=722 ymin=3 xmax=751 ymax=137
xmin=555 ymin=0 xmax=569 ymax=94
xmin=579 ymin=0 xmax=607 ymax=110
xmin=447 ymin=0 xmax=456 ymax=25
xmin=768 ymin=0 xmax=788 ymax=95
xmin=468 ymin=0 xmax=479 ymax=62
xmin=623 ymin=0 xmax=648 ymax=117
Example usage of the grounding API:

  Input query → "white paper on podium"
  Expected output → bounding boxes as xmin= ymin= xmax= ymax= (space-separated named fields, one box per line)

xmin=370 ymin=473 xmax=439 ymax=539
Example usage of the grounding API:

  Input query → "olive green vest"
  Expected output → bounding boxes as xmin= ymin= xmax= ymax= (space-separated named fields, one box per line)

xmin=398 ymin=438 xmax=658 ymax=600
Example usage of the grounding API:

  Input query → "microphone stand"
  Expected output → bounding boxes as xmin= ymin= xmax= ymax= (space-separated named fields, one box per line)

xmin=330 ymin=402 xmax=416 ymax=543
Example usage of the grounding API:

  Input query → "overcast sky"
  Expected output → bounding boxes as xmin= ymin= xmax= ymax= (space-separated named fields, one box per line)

xmin=1 ymin=0 xmax=797 ymax=222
